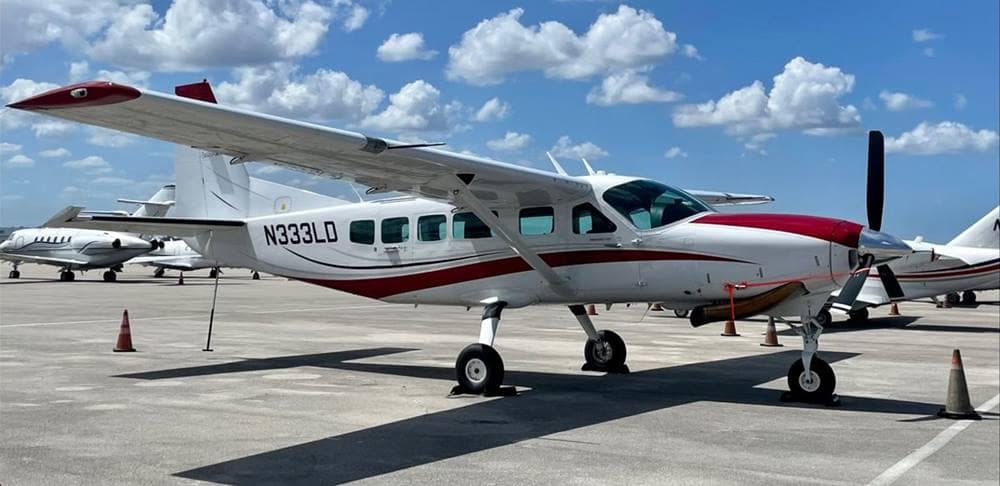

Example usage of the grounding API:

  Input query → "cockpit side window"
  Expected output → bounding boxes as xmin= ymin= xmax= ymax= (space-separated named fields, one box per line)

xmin=572 ymin=203 xmax=617 ymax=234
xmin=602 ymin=180 xmax=711 ymax=230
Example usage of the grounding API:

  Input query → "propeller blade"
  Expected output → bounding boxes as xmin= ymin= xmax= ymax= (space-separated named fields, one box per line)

xmin=867 ymin=130 xmax=885 ymax=232
xmin=876 ymin=264 xmax=905 ymax=300
xmin=831 ymin=254 xmax=876 ymax=313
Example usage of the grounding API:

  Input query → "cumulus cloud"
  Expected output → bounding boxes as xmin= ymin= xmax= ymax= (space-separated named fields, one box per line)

xmin=63 ymin=155 xmax=113 ymax=174
xmin=360 ymin=80 xmax=463 ymax=133
xmin=446 ymin=6 xmax=683 ymax=85
xmin=87 ymin=127 xmax=137 ymax=147
xmin=67 ymin=60 xmax=150 ymax=87
xmin=878 ymin=90 xmax=932 ymax=111
xmin=586 ymin=69 xmax=681 ymax=106
xmin=663 ymin=146 xmax=687 ymax=159
xmin=0 ymin=142 xmax=22 ymax=155
xmin=487 ymin=132 xmax=532 ymax=151
xmin=4 ymin=154 xmax=35 ymax=169
xmin=912 ymin=28 xmax=944 ymax=42
xmin=0 ymin=0 xmax=125 ymax=63
xmin=473 ymin=97 xmax=510 ymax=122
xmin=672 ymin=57 xmax=861 ymax=136
xmin=337 ymin=0 xmax=369 ymax=32
xmin=216 ymin=63 xmax=384 ymax=122
xmin=885 ymin=121 xmax=999 ymax=155
xmin=550 ymin=135 xmax=608 ymax=159
xmin=87 ymin=0 xmax=333 ymax=71
xmin=377 ymin=33 xmax=437 ymax=62
xmin=0 ymin=78 xmax=59 ymax=131
xmin=681 ymin=44 xmax=702 ymax=60
xmin=39 ymin=148 xmax=71 ymax=158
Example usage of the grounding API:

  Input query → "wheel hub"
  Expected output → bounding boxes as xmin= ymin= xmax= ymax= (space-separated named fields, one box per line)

xmin=465 ymin=358 xmax=487 ymax=384
xmin=798 ymin=370 xmax=821 ymax=393
xmin=591 ymin=340 xmax=613 ymax=364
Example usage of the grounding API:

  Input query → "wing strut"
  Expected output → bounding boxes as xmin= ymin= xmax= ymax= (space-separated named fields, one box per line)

xmin=451 ymin=178 xmax=573 ymax=298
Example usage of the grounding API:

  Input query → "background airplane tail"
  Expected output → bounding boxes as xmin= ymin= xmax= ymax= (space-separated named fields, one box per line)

xmin=174 ymin=146 xmax=349 ymax=219
xmin=127 ymin=185 xmax=176 ymax=217
xmin=947 ymin=206 xmax=1000 ymax=249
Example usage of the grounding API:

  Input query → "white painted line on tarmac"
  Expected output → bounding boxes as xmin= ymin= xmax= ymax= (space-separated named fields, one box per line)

xmin=867 ymin=393 xmax=1000 ymax=486
xmin=0 ymin=304 xmax=393 ymax=328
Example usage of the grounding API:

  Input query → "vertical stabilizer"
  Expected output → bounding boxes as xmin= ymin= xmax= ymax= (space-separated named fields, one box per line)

xmin=127 ymin=185 xmax=176 ymax=217
xmin=947 ymin=206 xmax=1000 ymax=249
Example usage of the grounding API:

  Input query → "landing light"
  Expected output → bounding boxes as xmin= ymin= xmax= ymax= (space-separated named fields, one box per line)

xmin=70 ymin=88 xmax=88 ymax=99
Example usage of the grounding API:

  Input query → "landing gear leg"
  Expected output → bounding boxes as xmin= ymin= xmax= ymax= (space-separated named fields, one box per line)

xmin=153 ymin=267 xmax=165 ymax=278
xmin=570 ymin=304 xmax=629 ymax=373
xmin=784 ymin=314 xmax=837 ymax=405
xmin=452 ymin=301 xmax=512 ymax=396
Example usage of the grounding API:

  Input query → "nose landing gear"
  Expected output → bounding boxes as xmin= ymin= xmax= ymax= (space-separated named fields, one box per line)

xmin=782 ymin=313 xmax=838 ymax=405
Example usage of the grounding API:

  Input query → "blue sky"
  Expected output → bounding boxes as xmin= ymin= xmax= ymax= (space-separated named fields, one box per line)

xmin=1 ymin=1 xmax=997 ymax=242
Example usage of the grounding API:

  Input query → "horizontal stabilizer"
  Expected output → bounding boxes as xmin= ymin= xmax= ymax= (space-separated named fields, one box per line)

xmin=117 ymin=198 xmax=175 ymax=207
xmin=44 ymin=206 xmax=245 ymax=237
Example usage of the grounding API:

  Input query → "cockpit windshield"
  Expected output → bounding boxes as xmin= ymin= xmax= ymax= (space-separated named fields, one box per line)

xmin=602 ymin=180 xmax=712 ymax=230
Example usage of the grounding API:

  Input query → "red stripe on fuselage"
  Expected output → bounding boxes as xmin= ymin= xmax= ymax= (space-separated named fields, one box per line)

xmin=692 ymin=213 xmax=862 ymax=248
xmin=886 ymin=263 xmax=1000 ymax=280
xmin=299 ymin=249 xmax=747 ymax=299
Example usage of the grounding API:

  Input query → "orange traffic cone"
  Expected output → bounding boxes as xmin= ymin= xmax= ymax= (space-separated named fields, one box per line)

xmin=888 ymin=303 xmax=900 ymax=316
xmin=721 ymin=319 xmax=740 ymax=337
xmin=586 ymin=304 xmax=599 ymax=316
xmin=114 ymin=310 xmax=136 ymax=352
xmin=938 ymin=349 xmax=981 ymax=420
xmin=650 ymin=303 xmax=664 ymax=311
xmin=760 ymin=317 xmax=782 ymax=347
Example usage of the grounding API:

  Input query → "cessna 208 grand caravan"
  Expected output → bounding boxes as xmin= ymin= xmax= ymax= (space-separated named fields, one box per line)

xmin=10 ymin=81 xmax=913 ymax=401
xmin=0 ymin=185 xmax=175 ymax=281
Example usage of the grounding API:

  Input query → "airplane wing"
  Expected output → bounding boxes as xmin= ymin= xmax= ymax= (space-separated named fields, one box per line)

xmin=128 ymin=255 xmax=200 ymax=270
xmin=46 ymin=207 xmax=245 ymax=237
xmin=0 ymin=253 xmax=87 ymax=266
xmin=9 ymin=81 xmax=590 ymax=207
xmin=684 ymin=190 xmax=774 ymax=207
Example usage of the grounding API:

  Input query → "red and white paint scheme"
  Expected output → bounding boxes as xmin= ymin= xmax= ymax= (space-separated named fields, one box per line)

xmin=10 ymin=81 xmax=913 ymax=400
xmin=846 ymin=207 xmax=999 ymax=313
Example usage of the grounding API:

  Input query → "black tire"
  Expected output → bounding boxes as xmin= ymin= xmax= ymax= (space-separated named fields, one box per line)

xmin=673 ymin=309 xmax=689 ymax=318
xmin=252 ymin=271 xmax=261 ymax=280
xmin=102 ymin=271 xmax=117 ymax=282
xmin=847 ymin=307 xmax=869 ymax=324
xmin=584 ymin=330 xmax=627 ymax=371
xmin=945 ymin=293 xmax=961 ymax=305
xmin=814 ymin=309 xmax=832 ymax=328
xmin=8 ymin=270 xmax=19 ymax=279
xmin=962 ymin=291 xmax=976 ymax=305
xmin=787 ymin=357 xmax=836 ymax=401
xmin=153 ymin=268 xmax=165 ymax=278
xmin=455 ymin=344 xmax=504 ymax=395
xmin=67 ymin=271 xmax=75 ymax=281
xmin=209 ymin=269 xmax=219 ymax=278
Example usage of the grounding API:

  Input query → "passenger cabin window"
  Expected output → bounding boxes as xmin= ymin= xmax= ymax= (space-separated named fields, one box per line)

xmin=572 ymin=203 xmax=617 ymax=234
xmin=349 ymin=220 xmax=375 ymax=244
xmin=417 ymin=215 xmax=447 ymax=242
xmin=602 ymin=180 xmax=711 ymax=230
xmin=381 ymin=217 xmax=409 ymax=244
xmin=519 ymin=207 xmax=554 ymax=235
xmin=453 ymin=212 xmax=493 ymax=239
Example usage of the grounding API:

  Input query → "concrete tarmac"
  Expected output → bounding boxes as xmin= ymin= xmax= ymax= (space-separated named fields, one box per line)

xmin=1 ymin=264 xmax=998 ymax=485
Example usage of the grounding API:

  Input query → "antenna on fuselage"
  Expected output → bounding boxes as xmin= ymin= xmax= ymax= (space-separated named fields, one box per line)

xmin=545 ymin=152 xmax=569 ymax=176
xmin=581 ymin=158 xmax=596 ymax=176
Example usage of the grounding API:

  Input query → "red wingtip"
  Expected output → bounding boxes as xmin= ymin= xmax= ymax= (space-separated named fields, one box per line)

xmin=175 ymin=80 xmax=217 ymax=104
xmin=6 ymin=81 xmax=141 ymax=110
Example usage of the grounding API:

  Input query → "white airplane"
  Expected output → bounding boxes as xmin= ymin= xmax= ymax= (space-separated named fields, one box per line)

xmin=832 ymin=206 xmax=999 ymax=320
xmin=0 ymin=226 xmax=153 ymax=281
xmin=11 ymin=80 xmax=913 ymax=402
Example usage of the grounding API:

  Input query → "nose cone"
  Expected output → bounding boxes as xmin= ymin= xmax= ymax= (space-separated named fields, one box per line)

xmin=0 ymin=239 xmax=11 ymax=252
xmin=858 ymin=228 xmax=912 ymax=262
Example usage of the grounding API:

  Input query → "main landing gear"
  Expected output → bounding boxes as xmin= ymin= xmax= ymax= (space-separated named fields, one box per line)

xmin=59 ymin=270 xmax=75 ymax=282
xmin=153 ymin=267 xmax=165 ymax=278
xmin=961 ymin=291 xmax=976 ymax=305
xmin=251 ymin=270 xmax=261 ymax=280
xmin=8 ymin=264 xmax=20 ymax=279
xmin=102 ymin=270 xmax=118 ymax=282
xmin=784 ymin=313 xmax=837 ymax=405
xmin=451 ymin=302 xmax=630 ymax=396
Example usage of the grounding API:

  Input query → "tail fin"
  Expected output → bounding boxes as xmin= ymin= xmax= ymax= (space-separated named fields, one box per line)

xmin=122 ymin=185 xmax=176 ymax=217
xmin=174 ymin=146 xmax=349 ymax=219
xmin=947 ymin=206 xmax=1000 ymax=249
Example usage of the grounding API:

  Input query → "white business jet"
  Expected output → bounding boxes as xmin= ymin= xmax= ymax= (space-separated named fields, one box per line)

xmin=11 ymin=80 xmax=912 ymax=402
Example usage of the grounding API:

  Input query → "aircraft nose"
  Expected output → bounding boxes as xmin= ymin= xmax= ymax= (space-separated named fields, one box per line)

xmin=0 ymin=240 xmax=11 ymax=251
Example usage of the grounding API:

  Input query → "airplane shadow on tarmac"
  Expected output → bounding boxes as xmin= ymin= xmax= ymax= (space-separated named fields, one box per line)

xmin=775 ymin=316 xmax=1000 ymax=335
xmin=116 ymin=348 xmax=942 ymax=485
